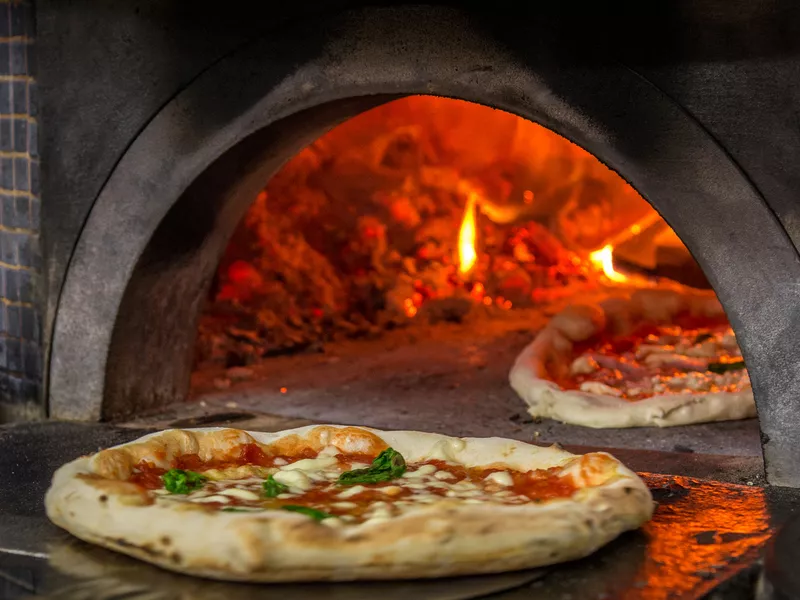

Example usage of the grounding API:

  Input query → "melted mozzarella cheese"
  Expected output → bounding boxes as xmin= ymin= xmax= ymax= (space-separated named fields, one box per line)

xmin=202 ymin=465 xmax=272 ymax=481
xmin=485 ymin=471 xmax=513 ymax=487
xmin=218 ymin=487 xmax=261 ymax=501
xmin=272 ymin=470 xmax=312 ymax=491
xmin=281 ymin=456 xmax=339 ymax=473
xmin=190 ymin=495 xmax=231 ymax=504
xmin=422 ymin=438 xmax=466 ymax=463
xmin=403 ymin=464 xmax=437 ymax=478
xmin=570 ymin=354 xmax=599 ymax=375
xmin=337 ymin=485 xmax=367 ymax=499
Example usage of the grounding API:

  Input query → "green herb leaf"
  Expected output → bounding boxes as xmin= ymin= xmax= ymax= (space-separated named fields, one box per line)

xmin=222 ymin=507 xmax=255 ymax=513
xmin=708 ymin=360 xmax=746 ymax=374
xmin=263 ymin=475 xmax=288 ymax=498
xmin=162 ymin=469 xmax=207 ymax=494
xmin=337 ymin=447 xmax=406 ymax=486
xmin=281 ymin=505 xmax=333 ymax=520
xmin=693 ymin=332 xmax=713 ymax=344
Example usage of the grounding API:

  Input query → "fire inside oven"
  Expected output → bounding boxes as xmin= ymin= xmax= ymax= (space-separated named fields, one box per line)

xmin=190 ymin=96 xmax=730 ymax=412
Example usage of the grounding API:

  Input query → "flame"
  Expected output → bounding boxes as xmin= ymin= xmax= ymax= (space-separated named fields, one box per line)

xmin=589 ymin=244 xmax=628 ymax=283
xmin=458 ymin=192 xmax=478 ymax=275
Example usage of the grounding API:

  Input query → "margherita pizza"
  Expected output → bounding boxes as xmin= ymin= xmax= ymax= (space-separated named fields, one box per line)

xmin=45 ymin=425 xmax=653 ymax=582
xmin=510 ymin=289 xmax=756 ymax=428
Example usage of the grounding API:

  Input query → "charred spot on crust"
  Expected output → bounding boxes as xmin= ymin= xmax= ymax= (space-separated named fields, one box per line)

xmin=99 ymin=495 xmax=108 ymax=503
xmin=171 ymin=552 xmax=183 ymax=564
xmin=584 ymin=519 xmax=593 ymax=527
xmin=160 ymin=536 xmax=172 ymax=546
xmin=549 ymin=550 xmax=559 ymax=558
xmin=624 ymin=487 xmax=633 ymax=495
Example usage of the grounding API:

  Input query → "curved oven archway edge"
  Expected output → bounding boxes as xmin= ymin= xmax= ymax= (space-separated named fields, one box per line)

xmin=48 ymin=7 xmax=800 ymax=486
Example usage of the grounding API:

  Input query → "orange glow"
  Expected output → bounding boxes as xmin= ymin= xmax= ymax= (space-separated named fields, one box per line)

xmin=635 ymin=474 xmax=771 ymax=599
xmin=203 ymin=94 xmax=697 ymax=369
xmin=589 ymin=244 xmax=628 ymax=283
xmin=458 ymin=192 xmax=478 ymax=275
xmin=280 ymin=387 xmax=287 ymax=394
xmin=469 ymin=281 xmax=486 ymax=302
xmin=403 ymin=297 xmax=418 ymax=318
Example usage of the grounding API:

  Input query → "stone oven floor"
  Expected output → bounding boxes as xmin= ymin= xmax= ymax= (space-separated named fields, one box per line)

xmin=178 ymin=312 xmax=763 ymax=459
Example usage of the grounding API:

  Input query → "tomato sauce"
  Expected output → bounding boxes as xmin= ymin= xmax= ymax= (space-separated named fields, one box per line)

xmin=334 ymin=453 xmax=378 ymax=470
xmin=128 ymin=461 xmax=167 ymax=489
xmin=419 ymin=460 xmax=577 ymax=501
xmin=563 ymin=321 xmax=746 ymax=400
xmin=509 ymin=467 xmax=578 ymax=500
xmin=126 ymin=446 xmax=579 ymax=515
xmin=174 ymin=442 xmax=302 ymax=471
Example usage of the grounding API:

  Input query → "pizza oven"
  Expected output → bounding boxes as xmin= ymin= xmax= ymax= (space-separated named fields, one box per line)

xmin=3 ymin=1 xmax=800 ymax=598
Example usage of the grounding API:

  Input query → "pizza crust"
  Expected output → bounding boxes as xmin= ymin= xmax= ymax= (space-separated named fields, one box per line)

xmin=45 ymin=425 xmax=653 ymax=582
xmin=509 ymin=289 xmax=757 ymax=428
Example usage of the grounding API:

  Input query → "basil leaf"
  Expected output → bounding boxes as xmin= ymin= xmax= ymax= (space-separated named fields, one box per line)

xmin=281 ymin=505 xmax=332 ymax=520
xmin=222 ymin=507 xmax=254 ymax=513
xmin=263 ymin=475 xmax=288 ymax=498
xmin=708 ymin=360 xmax=746 ymax=374
xmin=162 ymin=469 xmax=207 ymax=494
xmin=338 ymin=447 xmax=406 ymax=486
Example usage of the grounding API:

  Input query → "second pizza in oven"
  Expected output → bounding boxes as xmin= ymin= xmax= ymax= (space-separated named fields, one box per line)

xmin=510 ymin=289 xmax=755 ymax=428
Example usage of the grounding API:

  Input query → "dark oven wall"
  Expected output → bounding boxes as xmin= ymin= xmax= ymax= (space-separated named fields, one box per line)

xmin=27 ymin=1 xmax=800 ymax=485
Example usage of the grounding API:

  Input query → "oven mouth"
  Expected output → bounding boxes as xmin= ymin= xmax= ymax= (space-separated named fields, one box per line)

xmin=192 ymin=95 xmax=712 ymax=385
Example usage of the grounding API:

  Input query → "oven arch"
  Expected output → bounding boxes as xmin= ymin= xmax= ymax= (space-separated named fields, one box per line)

xmin=48 ymin=6 xmax=800 ymax=486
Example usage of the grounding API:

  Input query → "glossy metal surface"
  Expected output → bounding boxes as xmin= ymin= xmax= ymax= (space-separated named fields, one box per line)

xmin=2 ymin=422 xmax=798 ymax=598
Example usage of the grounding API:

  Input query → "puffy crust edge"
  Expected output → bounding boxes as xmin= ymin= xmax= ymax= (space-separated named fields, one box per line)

xmin=45 ymin=425 xmax=653 ymax=582
xmin=509 ymin=289 xmax=757 ymax=428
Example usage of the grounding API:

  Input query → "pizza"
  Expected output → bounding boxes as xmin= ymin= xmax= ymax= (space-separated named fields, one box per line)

xmin=510 ymin=289 xmax=756 ymax=428
xmin=45 ymin=425 xmax=653 ymax=582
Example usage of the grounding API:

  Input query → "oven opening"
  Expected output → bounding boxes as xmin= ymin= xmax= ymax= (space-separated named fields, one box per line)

xmin=184 ymin=96 xmax=753 ymax=456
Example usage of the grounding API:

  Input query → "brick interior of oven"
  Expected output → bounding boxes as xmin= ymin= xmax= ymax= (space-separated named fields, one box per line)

xmin=123 ymin=96 xmax=763 ymax=467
